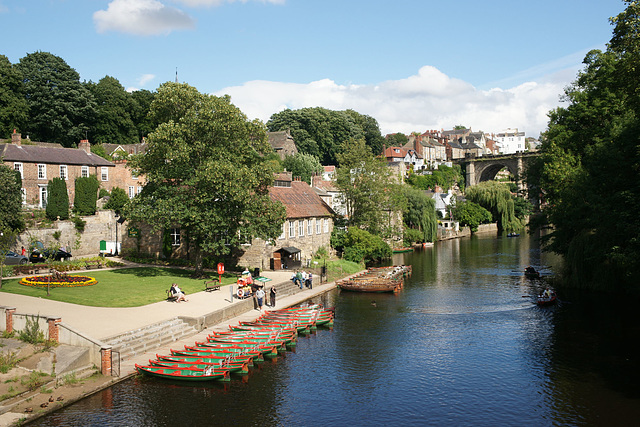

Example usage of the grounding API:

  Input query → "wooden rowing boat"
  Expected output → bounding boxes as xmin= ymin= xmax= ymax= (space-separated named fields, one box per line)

xmin=337 ymin=265 xmax=412 ymax=293
xmin=136 ymin=364 xmax=229 ymax=381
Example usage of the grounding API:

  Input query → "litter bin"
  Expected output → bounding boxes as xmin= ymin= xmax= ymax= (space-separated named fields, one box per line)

xmin=253 ymin=267 xmax=260 ymax=278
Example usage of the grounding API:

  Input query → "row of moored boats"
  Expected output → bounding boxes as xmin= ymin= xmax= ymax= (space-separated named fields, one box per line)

xmin=136 ymin=304 xmax=334 ymax=382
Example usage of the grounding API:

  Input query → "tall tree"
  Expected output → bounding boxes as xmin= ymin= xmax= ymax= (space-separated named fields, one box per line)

xmin=0 ymin=55 xmax=28 ymax=138
xmin=87 ymin=76 xmax=138 ymax=145
xmin=16 ymin=52 xmax=96 ymax=147
xmin=529 ymin=1 xmax=640 ymax=289
xmin=0 ymin=164 xmax=25 ymax=234
xmin=126 ymin=82 xmax=286 ymax=276
xmin=403 ymin=187 xmax=438 ymax=243
xmin=465 ymin=181 xmax=521 ymax=232
xmin=130 ymin=89 xmax=156 ymax=139
xmin=335 ymin=138 xmax=402 ymax=236
xmin=46 ymin=177 xmax=69 ymax=220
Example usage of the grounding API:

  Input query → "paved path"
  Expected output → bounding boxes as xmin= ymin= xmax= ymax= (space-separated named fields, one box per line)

xmin=1 ymin=265 xmax=299 ymax=340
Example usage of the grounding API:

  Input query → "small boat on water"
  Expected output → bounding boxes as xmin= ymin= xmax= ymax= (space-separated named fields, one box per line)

xmin=524 ymin=266 xmax=540 ymax=279
xmin=507 ymin=233 xmax=520 ymax=237
xmin=337 ymin=265 xmax=412 ymax=293
xmin=537 ymin=294 xmax=557 ymax=306
xmin=392 ymin=247 xmax=414 ymax=253
xmin=136 ymin=364 xmax=230 ymax=381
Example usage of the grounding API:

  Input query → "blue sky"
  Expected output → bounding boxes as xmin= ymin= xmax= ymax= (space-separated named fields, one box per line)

xmin=1 ymin=0 xmax=627 ymax=138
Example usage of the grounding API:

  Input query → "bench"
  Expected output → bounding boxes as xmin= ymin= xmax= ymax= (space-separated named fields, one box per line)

xmin=13 ymin=265 xmax=32 ymax=276
xmin=166 ymin=289 xmax=178 ymax=302
xmin=84 ymin=260 xmax=103 ymax=269
xmin=204 ymin=279 xmax=221 ymax=292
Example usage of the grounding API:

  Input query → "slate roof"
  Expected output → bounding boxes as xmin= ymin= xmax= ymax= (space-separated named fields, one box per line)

xmin=103 ymin=142 xmax=148 ymax=156
xmin=269 ymin=179 xmax=334 ymax=219
xmin=0 ymin=143 xmax=114 ymax=167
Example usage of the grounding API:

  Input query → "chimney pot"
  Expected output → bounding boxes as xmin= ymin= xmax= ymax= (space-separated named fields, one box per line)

xmin=11 ymin=130 xmax=21 ymax=146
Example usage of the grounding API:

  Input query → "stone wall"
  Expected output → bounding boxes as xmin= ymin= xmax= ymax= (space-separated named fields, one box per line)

xmin=16 ymin=210 xmax=122 ymax=258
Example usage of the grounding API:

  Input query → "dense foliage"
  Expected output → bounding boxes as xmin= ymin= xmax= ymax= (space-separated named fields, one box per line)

xmin=281 ymin=153 xmax=323 ymax=184
xmin=45 ymin=177 xmax=69 ymax=220
xmin=451 ymin=200 xmax=492 ymax=232
xmin=0 ymin=51 xmax=154 ymax=146
xmin=104 ymin=187 xmax=130 ymax=215
xmin=73 ymin=175 xmax=100 ymax=216
xmin=126 ymin=82 xmax=286 ymax=276
xmin=528 ymin=1 xmax=640 ymax=290
xmin=407 ymin=164 xmax=464 ymax=192
xmin=335 ymin=138 xmax=405 ymax=239
xmin=0 ymin=164 xmax=25 ymax=234
xmin=403 ymin=187 xmax=438 ymax=243
xmin=330 ymin=227 xmax=391 ymax=264
xmin=465 ymin=181 xmax=522 ymax=232
xmin=267 ymin=107 xmax=385 ymax=164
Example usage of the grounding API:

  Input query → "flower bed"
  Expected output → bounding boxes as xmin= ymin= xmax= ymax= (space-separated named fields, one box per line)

xmin=19 ymin=275 xmax=97 ymax=288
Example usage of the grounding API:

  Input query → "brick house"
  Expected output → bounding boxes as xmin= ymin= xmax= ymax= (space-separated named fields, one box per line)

xmin=1 ymin=131 xmax=115 ymax=208
xmin=103 ymin=142 xmax=148 ymax=199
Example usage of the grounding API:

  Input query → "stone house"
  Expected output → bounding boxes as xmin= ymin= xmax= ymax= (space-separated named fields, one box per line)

xmin=311 ymin=174 xmax=345 ymax=217
xmin=383 ymin=146 xmax=424 ymax=173
xmin=267 ymin=130 xmax=298 ymax=160
xmin=238 ymin=172 xmax=334 ymax=271
xmin=1 ymin=131 xmax=114 ymax=208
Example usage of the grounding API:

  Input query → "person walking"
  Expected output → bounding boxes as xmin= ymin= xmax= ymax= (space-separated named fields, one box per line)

xmin=256 ymin=287 xmax=265 ymax=311
xmin=270 ymin=286 xmax=277 ymax=307
xmin=306 ymin=272 xmax=313 ymax=289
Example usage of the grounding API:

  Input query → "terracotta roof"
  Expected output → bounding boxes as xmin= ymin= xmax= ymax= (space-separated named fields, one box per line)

xmin=313 ymin=179 xmax=339 ymax=192
xmin=0 ymin=143 xmax=114 ymax=167
xmin=269 ymin=179 xmax=333 ymax=219
xmin=323 ymin=165 xmax=335 ymax=172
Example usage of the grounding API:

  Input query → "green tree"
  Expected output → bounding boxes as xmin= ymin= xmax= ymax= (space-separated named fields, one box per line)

xmin=87 ymin=76 xmax=138 ymax=145
xmin=529 ymin=2 xmax=640 ymax=289
xmin=335 ymin=138 xmax=401 ymax=236
xmin=465 ymin=181 xmax=522 ymax=232
xmin=46 ymin=177 xmax=69 ymax=220
xmin=282 ymin=153 xmax=323 ymax=184
xmin=407 ymin=164 xmax=463 ymax=191
xmin=331 ymin=227 xmax=391 ymax=264
xmin=16 ymin=52 xmax=96 ymax=147
xmin=403 ymin=187 xmax=438 ymax=243
xmin=104 ymin=187 xmax=130 ymax=215
xmin=0 ymin=164 xmax=25 ymax=289
xmin=385 ymin=132 xmax=409 ymax=147
xmin=452 ymin=200 xmax=492 ymax=232
xmin=126 ymin=82 xmax=286 ymax=276
xmin=130 ymin=89 xmax=156 ymax=139
xmin=0 ymin=55 xmax=28 ymax=138
xmin=267 ymin=107 xmax=384 ymax=165
xmin=73 ymin=175 xmax=100 ymax=216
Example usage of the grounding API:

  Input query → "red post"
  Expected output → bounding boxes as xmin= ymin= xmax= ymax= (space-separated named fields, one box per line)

xmin=217 ymin=263 xmax=224 ymax=285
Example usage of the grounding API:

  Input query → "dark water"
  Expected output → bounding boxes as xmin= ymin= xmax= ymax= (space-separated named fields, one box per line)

xmin=34 ymin=233 xmax=640 ymax=426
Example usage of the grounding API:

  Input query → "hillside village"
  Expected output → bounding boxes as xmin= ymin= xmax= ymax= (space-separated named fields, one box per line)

xmin=1 ymin=122 xmax=534 ymax=273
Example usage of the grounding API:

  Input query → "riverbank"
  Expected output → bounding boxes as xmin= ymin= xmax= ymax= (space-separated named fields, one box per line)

xmin=0 ymin=270 xmax=349 ymax=426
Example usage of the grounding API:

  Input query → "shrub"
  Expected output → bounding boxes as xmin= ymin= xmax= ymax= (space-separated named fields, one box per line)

xmin=74 ymin=175 xmax=100 ymax=216
xmin=104 ymin=187 xmax=129 ymax=215
xmin=341 ymin=227 xmax=391 ymax=264
xmin=45 ymin=177 xmax=69 ymax=220
xmin=18 ymin=314 xmax=46 ymax=344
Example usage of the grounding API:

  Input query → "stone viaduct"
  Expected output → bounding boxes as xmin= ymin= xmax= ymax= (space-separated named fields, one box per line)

xmin=454 ymin=152 xmax=540 ymax=192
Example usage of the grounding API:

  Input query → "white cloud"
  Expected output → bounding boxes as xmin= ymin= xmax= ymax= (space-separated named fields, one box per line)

xmin=175 ymin=0 xmax=285 ymax=6
xmin=138 ymin=73 xmax=156 ymax=86
xmin=94 ymin=0 xmax=195 ymax=36
xmin=214 ymin=65 xmax=569 ymax=138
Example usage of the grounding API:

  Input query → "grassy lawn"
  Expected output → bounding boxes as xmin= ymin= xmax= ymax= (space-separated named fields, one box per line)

xmin=0 ymin=267 xmax=238 ymax=308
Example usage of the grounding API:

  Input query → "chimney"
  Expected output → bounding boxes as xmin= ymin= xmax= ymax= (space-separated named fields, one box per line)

xmin=12 ymin=129 xmax=21 ymax=146
xmin=78 ymin=139 xmax=91 ymax=153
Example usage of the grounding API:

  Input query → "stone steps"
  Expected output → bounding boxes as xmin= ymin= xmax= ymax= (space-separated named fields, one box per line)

xmin=104 ymin=318 xmax=198 ymax=361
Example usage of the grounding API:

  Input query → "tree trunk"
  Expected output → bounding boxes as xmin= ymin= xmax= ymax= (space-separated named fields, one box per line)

xmin=192 ymin=247 xmax=205 ymax=278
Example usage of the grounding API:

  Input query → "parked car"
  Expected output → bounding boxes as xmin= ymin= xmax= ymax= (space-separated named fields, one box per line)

xmin=4 ymin=251 xmax=29 ymax=265
xmin=29 ymin=248 xmax=72 ymax=263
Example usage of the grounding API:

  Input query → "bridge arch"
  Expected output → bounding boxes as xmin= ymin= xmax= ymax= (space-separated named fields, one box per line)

xmin=455 ymin=152 xmax=539 ymax=192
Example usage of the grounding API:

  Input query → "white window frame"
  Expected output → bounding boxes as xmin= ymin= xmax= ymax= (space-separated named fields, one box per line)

xmin=101 ymin=167 xmax=109 ymax=181
xmin=279 ymin=223 xmax=286 ymax=240
xmin=81 ymin=166 xmax=89 ymax=178
xmin=137 ymin=186 xmax=143 ymax=195
xmin=324 ymin=218 xmax=329 ymax=233
xmin=128 ymin=186 xmax=135 ymax=199
xmin=316 ymin=218 xmax=322 ymax=234
xmin=308 ymin=219 xmax=313 ymax=235
xmin=299 ymin=220 xmax=304 ymax=237
xmin=170 ymin=228 xmax=181 ymax=246
xmin=21 ymin=188 xmax=26 ymax=205
xmin=14 ymin=162 xmax=23 ymax=179
xmin=288 ymin=221 xmax=295 ymax=238
xmin=39 ymin=185 xmax=47 ymax=208
xmin=59 ymin=164 xmax=68 ymax=180
xmin=38 ymin=164 xmax=46 ymax=180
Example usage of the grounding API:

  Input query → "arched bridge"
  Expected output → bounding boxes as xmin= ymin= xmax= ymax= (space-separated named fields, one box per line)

xmin=454 ymin=152 xmax=540 ymax=190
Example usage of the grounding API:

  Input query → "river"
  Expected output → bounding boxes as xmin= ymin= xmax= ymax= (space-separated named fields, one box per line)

xmin=33 ymin=232 xmax=640 ymax=426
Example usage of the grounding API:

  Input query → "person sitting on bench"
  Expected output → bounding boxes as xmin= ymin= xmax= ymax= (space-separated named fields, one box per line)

xmin=170 ymin=283 xmax=188 ymax=303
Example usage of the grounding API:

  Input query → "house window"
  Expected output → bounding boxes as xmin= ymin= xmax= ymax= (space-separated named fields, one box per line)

xmin=101 ymin=167 xmax=109 ymax=181
xmin=316 ymin=218 xmax=322 ymax=234
xmin=60 ymin=165 xmax=68 ymax=180
xmin=81 ymin=166 xmax=89 ymax=178
xmin=21 ymin=188 xmax=26 ymax=205
xmin=299 ymin=220 xmax=304 ymax=237
xmin=279 ymin=223 xmax=286 ymax=240
xmin=308 ymin=219 xmax=313 ymax=235
xmin=170 ymin=228 xmax=181 ymax=246
xmin=289 ymin=221 xmax=295 ymax=238
xmin=39 ymin=186 xmax=47 ymax=208
xmin=128 ymin=186 xmax=135 ymax=199
xmin=14 ymin=163 xmax=23 ymax=179
xmin=137 ymin=186 xmax=143 ymax=195
xmin=38 ymin=164 xmax=46 ymax=180
xmin=324 ymin=218 xmax=329 ymax=233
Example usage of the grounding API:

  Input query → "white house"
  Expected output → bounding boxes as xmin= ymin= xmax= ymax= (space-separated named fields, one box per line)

xmin=494 ymin=128 xmax=526 ymax=154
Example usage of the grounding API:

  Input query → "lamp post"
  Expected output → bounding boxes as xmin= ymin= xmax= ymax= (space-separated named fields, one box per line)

xmin=114 ymin=213 xmax=119 ymax=256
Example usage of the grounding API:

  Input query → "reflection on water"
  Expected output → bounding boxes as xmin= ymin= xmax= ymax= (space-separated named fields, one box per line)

xmin=34 ymin=233 xmax=640 ymax=426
